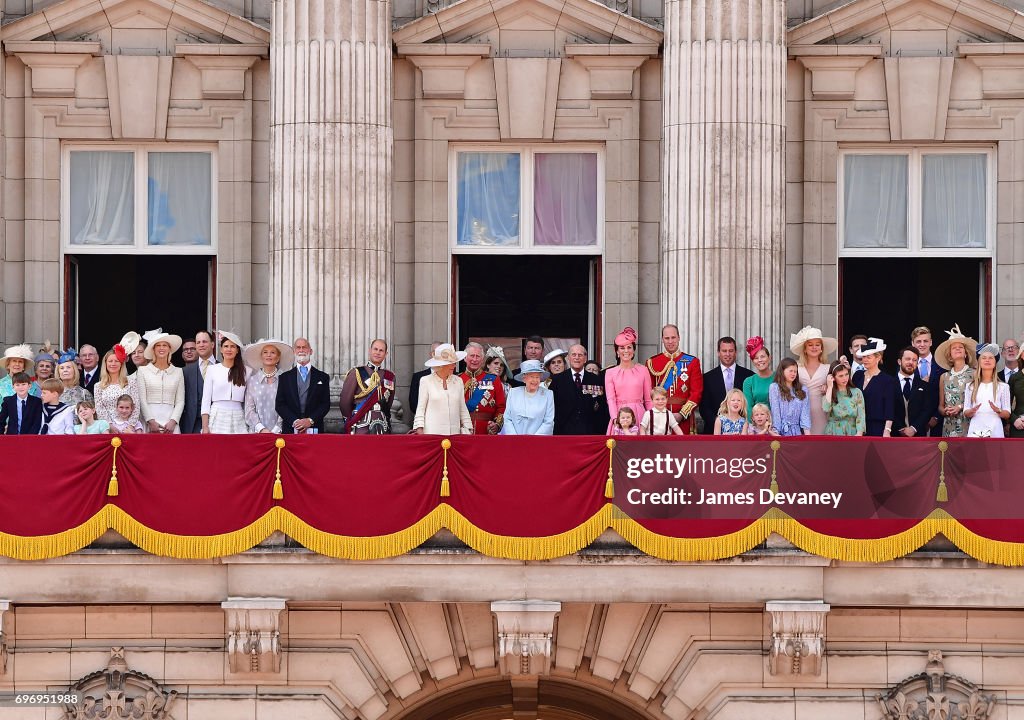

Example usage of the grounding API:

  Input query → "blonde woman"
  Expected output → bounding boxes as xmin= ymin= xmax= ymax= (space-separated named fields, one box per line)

xmin=964 ymin=344 xmax=1011 ymax=437
xmin=95 ymin=348 xmax=141 ymax=427
xmin=790 ymin=326 xmax=837 ymax=435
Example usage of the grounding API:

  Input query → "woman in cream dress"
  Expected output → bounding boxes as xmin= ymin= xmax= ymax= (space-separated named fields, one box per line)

xmin=791 ymin=326 xmax=837 ymax=435
xmin=136 ymin=332 xmax=185 ymax=433
xmin=413 ymin=344 xmax=473 ymax=435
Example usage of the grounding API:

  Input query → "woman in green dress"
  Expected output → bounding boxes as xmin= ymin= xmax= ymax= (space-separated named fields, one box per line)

xmin=823 ymin=359 xmax=865 ymax=436
xmin=935 ymin=324 xmax=977 ymax=438
xmin=742 ymin=336 xmax=774 ymax=411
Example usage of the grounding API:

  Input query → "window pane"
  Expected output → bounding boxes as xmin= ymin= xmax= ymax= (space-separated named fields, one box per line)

xmin=922 ymin=154 xmax=986 ymax=249
xmin=534 ymin=153 xmax=598 ymax=247
xmin=148 ymin=152 xmax=213 ymax=246
xmin=69 ymin=151 xmax=134 ymax=246
xmin=456 ymin=152 xmax=520 ymax=247
xmin=843 ymin=155 xmax=908 ymax=249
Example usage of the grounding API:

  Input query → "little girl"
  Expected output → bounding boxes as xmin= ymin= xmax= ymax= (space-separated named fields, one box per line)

xmin=641 ymin=387 xmax=683 ymax=435
xmin=714 ymin=389 xmax=748 ymax=435
xmin=610 ymin=407 xmax=640 ymax=436
xmin=768 ymin=357 xmax=811 ymax=436
xmin=75 ymin=400 xmax=110 ymax=435
xmin=746 ymin=403 xmax=778 ymax=436
xmin=110 ymin=394 xmax=145 ymax=434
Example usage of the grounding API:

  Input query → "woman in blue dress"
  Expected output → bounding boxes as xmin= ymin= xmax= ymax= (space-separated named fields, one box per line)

xmin=501 ymin=360 xmax=555 ymax=435
xmin=768 ymin=358 xmax=811 ymax=436
xmin=851 ymin=338 xmax=896 ymax=437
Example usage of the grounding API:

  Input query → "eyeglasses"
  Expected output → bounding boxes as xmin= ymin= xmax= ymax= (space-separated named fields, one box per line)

xmin=1004 ymin=344 xmax=1019 ymax=351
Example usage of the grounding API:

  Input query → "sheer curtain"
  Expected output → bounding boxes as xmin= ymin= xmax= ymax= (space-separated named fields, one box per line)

xmin=843 ymin=155 xmax=908 ymax=249
xmin=147 ymin=152 xmax=212 ymax=246
xmin=70 ymin=151 xmax=134 ymax=245
xmin=456 ymin=152 xmax=521 ymax=247
xmin=534 ymin=153 xmax=598 ymax=247
xmin=922 ymin=154 xmax=986 ymax=248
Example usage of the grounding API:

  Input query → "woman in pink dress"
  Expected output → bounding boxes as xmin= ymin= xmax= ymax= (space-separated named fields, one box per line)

xmin=604 ymin=327 xmax=652 ymax=433
xmin=790 ymin=326 xmax=838 ymax=435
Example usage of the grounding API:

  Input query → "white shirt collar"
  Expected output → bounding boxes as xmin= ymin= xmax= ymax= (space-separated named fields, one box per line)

xmin=720 ymin=363 xmax=736 ymax=373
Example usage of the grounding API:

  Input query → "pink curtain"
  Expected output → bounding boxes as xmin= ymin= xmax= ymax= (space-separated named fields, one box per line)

xmin=534 ymin=153 xmax=598 ymax=247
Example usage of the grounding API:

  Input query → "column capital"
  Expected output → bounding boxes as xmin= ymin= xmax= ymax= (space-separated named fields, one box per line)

xmin=222 ymin=597 xmax=287 ymax=674
xmin=491 ymin=600 xmax=562 ymax=676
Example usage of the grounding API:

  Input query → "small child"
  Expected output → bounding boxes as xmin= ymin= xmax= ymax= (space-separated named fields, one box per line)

xmin=610 ymin=407 xmax=640 ymax=436
xmin=0 ymin=372 xmax=43 ymax=434
xmin=714 ymin=389 xmax=748 ymax=435
xmin=746 ymin=403 xmax=778 ymax=436
xmin=110 ymin=394 xmax=144 ymax=434
xmin=641 ymin=387 xmax=683 ymax=435
xmin=39 ymin=378 xmax=74 ymax=435
xmin=75 ymin=400 xmax=110 ymax=435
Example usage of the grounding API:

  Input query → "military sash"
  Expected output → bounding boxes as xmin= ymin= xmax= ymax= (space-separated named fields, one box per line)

xmin=344 ymin=367 xmax=388 ymax=433
xmin=659 ymin=354 xmax=695 ymax=392
xmin=465 ymin=373 xmax=498 ymax=412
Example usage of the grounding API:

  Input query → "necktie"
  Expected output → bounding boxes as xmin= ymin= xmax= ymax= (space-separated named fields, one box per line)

xmin=903 ymin=376 xmax=912 ymax=401
xmin=19 ymin=399 xmax=26 ymax=433
xmin=920 ymin=358 xmax=929 ymax=380
xmin=575 ymin=373 xmax=582 ymax=391
xmin=201 ymin=360 xmax=209 ymax=380
xmin=725 ymin=366 xmax=733 ymax=391
xmin=300 ymin=365 xmax=309 ymax=382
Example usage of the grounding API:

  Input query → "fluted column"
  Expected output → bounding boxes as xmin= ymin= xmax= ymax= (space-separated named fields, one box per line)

xmin=661 ymin=0 xmax=786 ymax=357
xmin=269 ymin=0 xmax=393 ymax=379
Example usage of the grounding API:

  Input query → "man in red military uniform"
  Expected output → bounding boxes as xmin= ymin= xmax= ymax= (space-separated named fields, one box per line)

xmin=340 ymin=339 xmax=397 ymax=434
xmin=458 ymin=342 xmax=506 ymax=435
xmin=646 ymin=324 xmax=703 ymax=434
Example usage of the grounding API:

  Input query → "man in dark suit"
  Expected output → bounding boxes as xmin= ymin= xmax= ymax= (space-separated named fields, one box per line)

xmin=911 ymin=326 xmax=945 ymax=436
xmin=0 ymin=373 xmax=43 ymax=435
xmin=698 ymin=337 xmax=754 ymax=434
xmin=276 ymin=337 xmax=331 ymax=434
xmin=510 ymin=335 xmax=545 ymax=388
xmin=181 ymin=330 xmax=217 ymax=434
xmin=408 ymin=342 xmax=440 ymax=419
xmin=893 ymin=346 xmax=935 ymax=437
xmin=78 ymin=344 xmax=100 ymax=395
xmin=550 ymin=344 xmax=607 ymax=434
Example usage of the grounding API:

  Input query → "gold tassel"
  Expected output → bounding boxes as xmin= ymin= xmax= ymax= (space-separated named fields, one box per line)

xmin=936 ymin=440 xmax=948 ymax=503
xmin=605 ymin=438 xmax=616 ymax=499
xmin=440 ymin=438 xmax=452 ymax=497
xmin=273 ymin=438 xmax=286 ymax=500
xmin=769 ymin=440 xmax=780 ymax=495
xmin=107 ymin=436 xmax=122 ymax=497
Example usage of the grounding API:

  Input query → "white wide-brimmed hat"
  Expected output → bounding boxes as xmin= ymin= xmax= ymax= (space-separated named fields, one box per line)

xmin=217 ymin=330 xmax=245 ymax=351
xmin=242 ymin=339 xmax=294 ymax=371
xmin=789 ymin=326 xmax=839 ymax=358
xmin=935 ymin=324 xmax=978 ymax=369
xmin=425 ymin=343 xmax=466 ymax=368
xmin=2 ymin=344 xmax=35 ymax=373
xmin=543 ymin=348 xmax=568 ymax=367
xmin=514 ymin=359 xmax=550 ymax=382
xmin=858 ymin=337 xmax=887 ymax=357
xmin=143 ymin=332 xmax=183 ymax=361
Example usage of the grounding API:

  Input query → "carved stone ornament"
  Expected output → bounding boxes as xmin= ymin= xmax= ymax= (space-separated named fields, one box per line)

xmin=0 ymin=600 xmax=9 ymax=675
xmin=877 ymin=650 xmax=996 ymax=720
xmin=491 ymin=600 xmax=561 ymax=676
xmin=63 ymin=647 xmax=177 ymax=720
xmin=766 ymin=601 xmax=830 ymax=676
xmin=222 ymin=597 xmax=286 ymax=673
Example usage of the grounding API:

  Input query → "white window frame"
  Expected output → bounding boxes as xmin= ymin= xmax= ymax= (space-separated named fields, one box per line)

xmin=837 ymin=146 xmax=996 ymax=258
xmin=448 ymin=144 xmax=605 ymax=255
xmin=61 ymin=143 xmax=218 ymax=255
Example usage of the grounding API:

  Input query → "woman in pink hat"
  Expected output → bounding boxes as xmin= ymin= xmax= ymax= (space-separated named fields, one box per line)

xmin=603 ymin=327 xmax=652 ymax=434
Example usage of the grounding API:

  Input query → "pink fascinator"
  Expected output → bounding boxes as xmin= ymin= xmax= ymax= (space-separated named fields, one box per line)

xmin=614 ymin=326 xmax=638 ymax=347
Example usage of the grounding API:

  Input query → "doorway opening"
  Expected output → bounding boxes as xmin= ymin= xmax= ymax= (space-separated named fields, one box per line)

xmin=65 ymin=254 xmax=213 ymax=356
xmin=840 ymin=257 xmax=990 ymax=370
xmin=454 ymin=255 xmax=600 ymax=368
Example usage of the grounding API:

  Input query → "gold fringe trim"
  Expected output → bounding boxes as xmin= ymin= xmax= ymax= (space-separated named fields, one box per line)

xmin=107 ymin=505 xmax=279 ymax=559
xmin=277 ymin=506 xmax=447 ymax=560
xmin=0 ymin=510 xmax=110 ymax=561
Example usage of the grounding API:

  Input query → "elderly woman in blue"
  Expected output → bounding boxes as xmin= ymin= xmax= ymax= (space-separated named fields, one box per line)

xmin=500 ymin=359 xmax=555 ymax=435
xmin=1 ymin=344 xmax=41 ymax=400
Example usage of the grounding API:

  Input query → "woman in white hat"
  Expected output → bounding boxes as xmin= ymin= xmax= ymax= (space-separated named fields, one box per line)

xmin=136 ymin=331 xmax=184 ymax=433
xmin=935 ymin=325 xmax=978 ymax=438
xmin=1 ymin=344 xmax=40 ymax=400
xmin=484 ymin=346 xmax=512 ymax=396
xmin=501 ymin=359 xmax=555 ymax=435
xmin=201 ymin=331 xmax=250 ymax=434
xmin=851 ymin=338 xmax=896 ymax=437
xmin=243 ymin=339 xmax=293 ymax=434
xmin=964 ymin=343 xmax=1010 ymax=438
xmin=790 ymin=326 xmax=837 ymax=435
xmin=412 ymin=344 xmax=472 ymax=435
xmin=542 ymin=348 xmax=568 ymax=389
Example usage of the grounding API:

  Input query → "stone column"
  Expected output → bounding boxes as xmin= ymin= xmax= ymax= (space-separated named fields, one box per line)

xmin=661 ymin=0 xmax=786 ymax=358
xmin=269 ymin=0 xmax=393 ymax=379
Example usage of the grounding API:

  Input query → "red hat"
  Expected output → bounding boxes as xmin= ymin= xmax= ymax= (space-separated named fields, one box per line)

xmin=745 ymin=336 xmax=766 ymax=360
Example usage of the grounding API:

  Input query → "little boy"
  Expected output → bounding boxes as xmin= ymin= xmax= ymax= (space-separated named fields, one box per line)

xmin=39 ymin=378 xmax=75 ymax=435
xmin=110 ymin=394 xmax=145 ymax=434
xmin=0 ymin=372 xmax=44 ymax=434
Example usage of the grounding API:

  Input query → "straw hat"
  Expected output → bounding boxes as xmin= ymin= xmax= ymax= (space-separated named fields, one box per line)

xmin=935 ymin=324 xmax=978 ymax=369
xmin=425 ymin=343 xmax=466 ymax=368
xmin=514 ymin=359 xmax=550 ymax=382
xmin=242 ymin=339 xmax=294 ymax=371
xmin=143 ymin=332 xmax=183 ymax=361
xmin=2 ymin=344 xmax=35 ymax=373
xmin=789 ymin=326 xmax=839 ymax=358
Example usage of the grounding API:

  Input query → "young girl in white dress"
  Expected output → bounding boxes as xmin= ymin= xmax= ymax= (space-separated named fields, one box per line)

xmin=964 ymin=344 xmax=1011 ymax=437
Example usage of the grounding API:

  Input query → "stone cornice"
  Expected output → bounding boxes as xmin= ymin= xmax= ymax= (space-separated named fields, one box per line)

xmin=790 ymin=44 xmax=883 ymax=100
